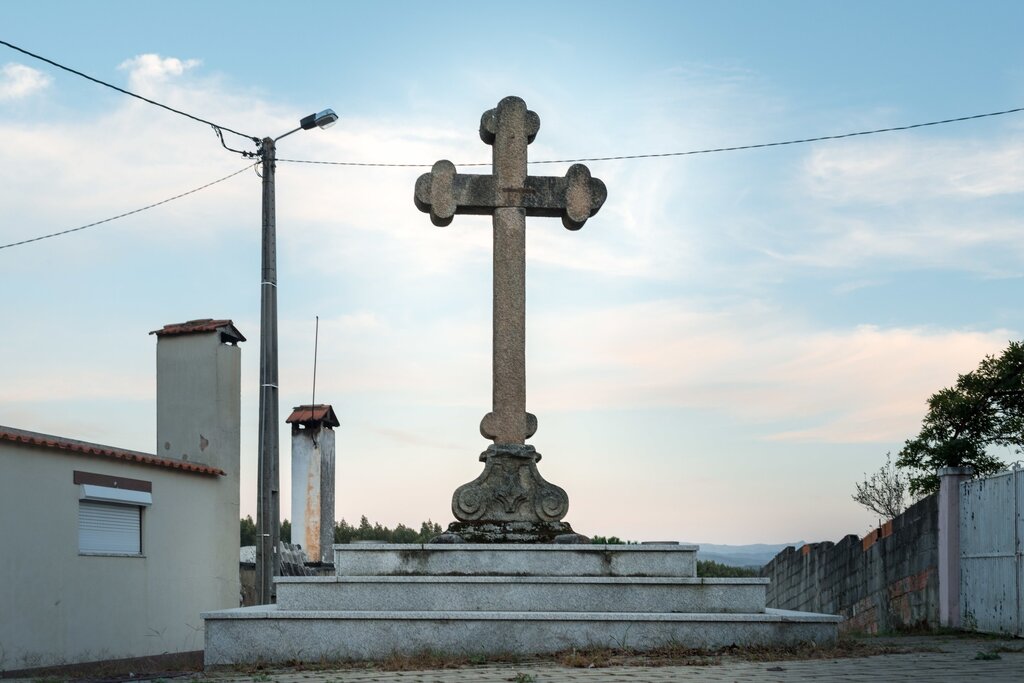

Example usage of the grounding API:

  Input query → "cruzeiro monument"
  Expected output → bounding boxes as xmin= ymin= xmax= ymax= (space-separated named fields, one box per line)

xmin=203 ymin=97 xmax=839 ymax=665
xmin=415 ymin=95 xmax=606 ymax=544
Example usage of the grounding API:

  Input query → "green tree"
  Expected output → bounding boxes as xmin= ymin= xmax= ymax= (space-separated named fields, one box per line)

xmin=335 ymin=518 xmax=355 ymax=543
xmin=358 ymin=515 xmax=373 ymax=536
xmin=280 ymin=518 xmax=291 ymax=543
xmin=418 ymin=520 xmax=443 ymax=540
xmin=697 ymin=560 xmax=759 ymax=578
xmin=240 ymin=515 xmax=257 ymax=546
xmin=590 ymin=535 xmax=625 ymax=544
xmin=897 ymin=341 xmax=1023 ymax=496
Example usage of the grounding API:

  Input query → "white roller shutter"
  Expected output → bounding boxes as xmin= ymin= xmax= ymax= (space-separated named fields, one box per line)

xmin=79 ymin=500 xmax=141 ymax=555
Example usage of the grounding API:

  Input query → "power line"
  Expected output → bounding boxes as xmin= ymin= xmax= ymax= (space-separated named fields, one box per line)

xmin=277 ymin=105 xmax=1024 ymax=168
xmin=0 ymin=39 xmax=258 ymax=144
xmin=0 ymin=164 xmax=255 ymax=251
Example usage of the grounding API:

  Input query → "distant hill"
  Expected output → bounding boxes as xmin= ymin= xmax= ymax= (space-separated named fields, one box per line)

xmin=695 ymin=542 xmax=804 ymax=568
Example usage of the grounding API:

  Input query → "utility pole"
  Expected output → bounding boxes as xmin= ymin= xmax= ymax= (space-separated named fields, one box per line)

xmin=254 ymin=110 xmax=336 ymax=605
xmin=256 ymin=136 xmax=280 ymax=604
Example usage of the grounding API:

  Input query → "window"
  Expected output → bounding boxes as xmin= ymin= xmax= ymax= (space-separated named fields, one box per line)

xmin=75 ymin=471 xmax=152 ymax=556
xmin=79 ymin=500 xmax=143 ymax=554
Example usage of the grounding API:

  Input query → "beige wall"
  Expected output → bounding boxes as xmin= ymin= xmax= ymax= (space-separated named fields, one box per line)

xmin=0 ymin=442 xmax=239 ymax=671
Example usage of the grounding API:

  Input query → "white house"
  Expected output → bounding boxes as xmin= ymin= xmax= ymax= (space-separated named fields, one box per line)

xmin=0 ymin=319 xmax=243 ymax=673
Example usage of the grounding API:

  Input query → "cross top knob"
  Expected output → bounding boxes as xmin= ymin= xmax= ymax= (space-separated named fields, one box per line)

xmin=415 ymin=96 xmax=607 ymax=231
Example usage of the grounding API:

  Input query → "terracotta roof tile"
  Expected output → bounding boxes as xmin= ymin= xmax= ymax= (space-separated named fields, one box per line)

xmin=149 ymin=319 xmax=246 ymax=343
xmin=286 ymin=404 xmax=340 ymax=427
xmin=0 ymin=426 xmax=225 ymax=476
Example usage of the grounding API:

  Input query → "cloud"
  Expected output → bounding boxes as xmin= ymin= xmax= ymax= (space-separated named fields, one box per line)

xmin=735 ymin=133 xmax=1024 ymax=276
xmin=525 ymin=300 xmax=1014 ymax=443
xmin=0 ymin=63 xmax=52 ymax=100
xmin=803 ymin=136 xmax=1024 ymax=204
xmin=118 ymin=54 xmax=201 ymax=89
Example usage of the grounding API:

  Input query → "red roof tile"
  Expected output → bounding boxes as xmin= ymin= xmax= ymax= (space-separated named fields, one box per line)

xmin=0 ymin=426 xmax=225 ymax=476
xmin=286 ymin=404 xmax=340 ymax=427
xmin=150 ymin=319 xmax=246 ymax=343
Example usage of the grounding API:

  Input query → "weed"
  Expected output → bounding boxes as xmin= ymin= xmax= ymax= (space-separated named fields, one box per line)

xmin=510 ymin=674 xmax=535 ymax=683
xmin=974 ymin=651 xmax=1001 ymax=661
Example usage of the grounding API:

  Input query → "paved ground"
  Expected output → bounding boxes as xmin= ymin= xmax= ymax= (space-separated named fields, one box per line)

xmin=7 ymin=635 xmax=1022 ymax=682
xmin=188 ymin=636 xmax=1023 ymax=683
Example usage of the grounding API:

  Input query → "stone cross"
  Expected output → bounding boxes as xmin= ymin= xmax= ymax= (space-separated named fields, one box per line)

xmin=414 ymin=96 xmax=606 ymax=542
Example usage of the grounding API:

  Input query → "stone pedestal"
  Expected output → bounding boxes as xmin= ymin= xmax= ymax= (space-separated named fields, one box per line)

xmin=434 ymin=444 xmax=586 ymax=543
xmin=203 ymin=543 xmax=839 ymax=666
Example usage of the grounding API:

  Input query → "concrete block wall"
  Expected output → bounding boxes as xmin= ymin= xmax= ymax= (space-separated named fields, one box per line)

xmin=762 ymin=494 xmax=939 ymax=633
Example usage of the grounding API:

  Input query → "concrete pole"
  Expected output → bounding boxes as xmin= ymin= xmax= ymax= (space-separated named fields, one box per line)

xmin=937 ymin=466 xmax=973 ymax=628
xmin=256 ymin=137 xmax=281 ymax=604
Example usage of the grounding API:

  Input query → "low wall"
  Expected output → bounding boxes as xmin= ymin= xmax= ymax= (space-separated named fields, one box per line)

xmin=239 ymin=544 xmax=331 ymax=606
xmin=762 ymin=495 xmax=939 ymax=633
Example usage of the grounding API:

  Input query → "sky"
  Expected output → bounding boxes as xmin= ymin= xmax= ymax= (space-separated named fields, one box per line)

xmin=1 ymin=1 xmax=1022 ymax=545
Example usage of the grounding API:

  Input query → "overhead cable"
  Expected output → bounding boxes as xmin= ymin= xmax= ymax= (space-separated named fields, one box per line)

xmin=276 ymin=106 xmax=1024 ymax=168
xmin=0 ymin=164 xmax=255 ymax=251
xmin=0 ymin=39 xmax=258 ymax=144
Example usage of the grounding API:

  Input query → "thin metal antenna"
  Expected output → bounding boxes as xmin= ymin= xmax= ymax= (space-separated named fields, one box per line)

xmin=307 ymin=315 xmax=321 ymax=448
xmin=311 ymin=315 xmax=320 ymax=421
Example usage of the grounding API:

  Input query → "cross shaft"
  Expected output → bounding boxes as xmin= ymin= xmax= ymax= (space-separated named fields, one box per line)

xmin=415 ymin=96 xmax=606 ymax=446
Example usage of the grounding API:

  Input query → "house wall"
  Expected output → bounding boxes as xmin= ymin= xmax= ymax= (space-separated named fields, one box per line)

xmin=0 ymin=443 xmax=237 ymax=671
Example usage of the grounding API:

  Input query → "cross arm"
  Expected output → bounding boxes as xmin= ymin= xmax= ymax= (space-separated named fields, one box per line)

xmin=414 ymin=161 xmax=608 ymax=230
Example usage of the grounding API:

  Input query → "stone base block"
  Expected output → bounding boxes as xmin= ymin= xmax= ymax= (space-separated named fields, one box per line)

xmin=333 ymin=543 xmax=698 ymax=578
xmin=203 ymin=607 xmax=840 ymax=666
xmin=276 ymin=575 xmax=768 ymax=613
xmin=434 ymin=520 xmax=587 ymax=544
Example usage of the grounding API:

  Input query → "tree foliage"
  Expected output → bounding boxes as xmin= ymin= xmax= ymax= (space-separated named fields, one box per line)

xmin=240 ymin=515 xmax=257 ymax=546
xmin=333 ymin=516 xmax=443 ymax=544
xmin=240 ymin=516 xmax=445 ymax=545
xmin=852 ymin=452 xmax=908 ymax=520
xmin=696 ymin=560 xmax=760 ymax=578
xmin=896 ymin=341 xmax=1023 ymax=496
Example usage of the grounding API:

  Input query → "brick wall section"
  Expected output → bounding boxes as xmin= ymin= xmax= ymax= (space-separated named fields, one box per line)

xmin=762 ymin=494 xmax=939 ymax=633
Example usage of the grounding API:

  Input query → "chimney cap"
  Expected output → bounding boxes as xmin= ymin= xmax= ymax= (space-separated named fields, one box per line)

xmin=286 ymin=404 xmax=340 ymax=428
xmin=150 ymin=319 xmax=246 ymax=344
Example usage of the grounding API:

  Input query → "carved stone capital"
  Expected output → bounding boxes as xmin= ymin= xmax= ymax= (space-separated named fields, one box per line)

xmin=452 ymin=445 xmax=569 ymax=523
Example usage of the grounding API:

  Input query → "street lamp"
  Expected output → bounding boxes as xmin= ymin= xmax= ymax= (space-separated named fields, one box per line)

xmin=256 ymin=108 xmax=337 ymax=605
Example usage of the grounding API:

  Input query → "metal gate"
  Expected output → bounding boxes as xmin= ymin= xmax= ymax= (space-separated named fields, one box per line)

xmin=959 ymin=465 xmax=1023 ymax=635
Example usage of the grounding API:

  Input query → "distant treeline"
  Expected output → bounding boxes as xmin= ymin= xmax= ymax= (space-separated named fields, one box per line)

xmin=240 ymin=515 xmax=443 ymax=546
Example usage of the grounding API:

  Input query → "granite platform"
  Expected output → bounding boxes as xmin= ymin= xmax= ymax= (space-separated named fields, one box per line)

xmin=203 ymin=543 xmax=839 ymax=666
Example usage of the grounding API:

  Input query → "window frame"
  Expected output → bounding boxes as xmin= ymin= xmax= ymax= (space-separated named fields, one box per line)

xmin=74 ymin=471 xmax=152 ymax=557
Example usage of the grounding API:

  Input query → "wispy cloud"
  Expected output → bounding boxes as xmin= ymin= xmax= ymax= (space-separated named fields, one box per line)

xmin=526 ymin=300 xmax=1013 ymax=443
xmin=803 ymin=137 xmax=1024 ymax=204
xmin=0 ymin=63 xmax=51 ymax=100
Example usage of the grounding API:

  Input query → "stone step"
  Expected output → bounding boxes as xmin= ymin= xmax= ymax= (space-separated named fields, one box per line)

xmin=203 ymin=606 xmax=841 ymax=666
xmin=333 ymin=542 xmax=698 ymax=577
xmin=276 ymin=575 xmax=767 ymax=614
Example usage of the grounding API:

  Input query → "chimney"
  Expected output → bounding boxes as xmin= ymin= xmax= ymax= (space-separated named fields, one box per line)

xmin=151 ymin=319 xmax=245 ymax=481
xmin=287 ymin=404 xmax=339 ymax=564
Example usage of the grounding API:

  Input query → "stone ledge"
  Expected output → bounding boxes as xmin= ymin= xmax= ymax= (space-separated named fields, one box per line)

xmin=204 ymin=606 xmax=837 ymax=623
xmin=333 ymin=543 xmax=699 ymax=578
xmin=273 ymin=575 xmax=770 ymax=613
xmin=276 ymin=576 xmax=768 ymax=585
xmin=203 ymin=607 xmax=839 ymax=665
xmin=333 ymin=543 xmax=699 ymax=552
